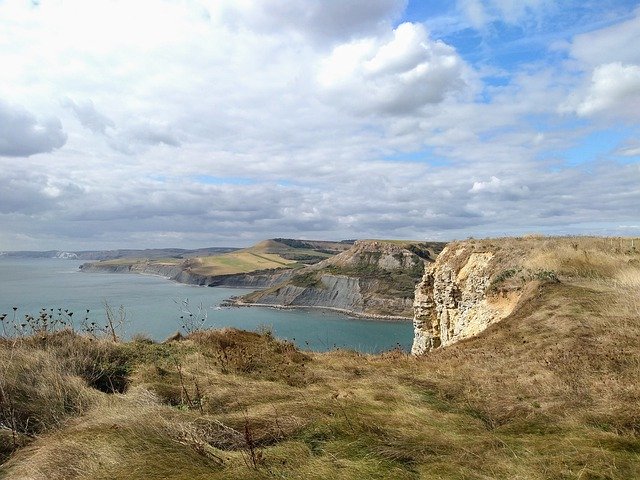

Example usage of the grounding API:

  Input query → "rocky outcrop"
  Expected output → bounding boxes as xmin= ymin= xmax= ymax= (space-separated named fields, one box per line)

xmin=412 ymin=242 xmax=529 ymax=354
xmin=245 ymin=274 xmax=364 ymax=310
xmin=241 ymin=240 xmax=446 ymax=319
xmin=80 ymin=261 xmax=293 ymax=289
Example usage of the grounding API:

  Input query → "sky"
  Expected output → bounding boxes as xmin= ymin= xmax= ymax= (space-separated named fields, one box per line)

xmin=1 ymin=0 xmax=639 ymax=250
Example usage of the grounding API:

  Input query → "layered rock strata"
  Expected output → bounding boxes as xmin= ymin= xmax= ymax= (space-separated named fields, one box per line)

xmin=80 ymin=261 xmax=293 ymax=288
xmin=241 ymin=240 xmax=445 ymax=319
xmin=412 ymin=244 xmax=522 ymax=354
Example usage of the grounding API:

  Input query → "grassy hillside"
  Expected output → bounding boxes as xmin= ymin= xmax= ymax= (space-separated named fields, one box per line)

xmin=87 ymin=239 xmax=353 ymax=277
xmin=242 ymin=240 xmax=448 ymax=317
xmin=2 ymin=236 xmax=640 ymax=479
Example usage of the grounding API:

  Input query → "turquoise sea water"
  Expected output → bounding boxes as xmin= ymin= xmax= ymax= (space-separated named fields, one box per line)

xmin=0 ymin=258 xmax=413 ymax=353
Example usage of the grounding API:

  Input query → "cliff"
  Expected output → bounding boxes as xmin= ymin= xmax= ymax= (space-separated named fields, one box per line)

xmin=77 ymin=238 xmax=351 ymax=289
xmin=80 ymin=260 xmax=294 ymax=288
xmin=240 ymin=240 xmax=447 ymax=318
xmin=412 ymin=237 xmax=566 ymax=354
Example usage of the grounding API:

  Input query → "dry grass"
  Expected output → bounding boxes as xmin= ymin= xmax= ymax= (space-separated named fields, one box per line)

xmin=188 ymin=251 xmax=297 ymax=276
xmin=2 ymin=236 xmax=640 ymax=479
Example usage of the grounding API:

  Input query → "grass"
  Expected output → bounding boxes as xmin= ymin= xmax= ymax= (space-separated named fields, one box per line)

xmin=188 ymin=251 xmax=298 ymax=276
xmin=2 ymin=236 xmax=640 ymax=479
xmin=245 ymin=240 xmax=446 ymax=317
xmin=86 ymin=239 xmax=345 ymax=277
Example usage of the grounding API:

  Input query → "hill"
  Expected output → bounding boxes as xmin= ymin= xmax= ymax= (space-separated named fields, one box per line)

xmin=0 ymin=247 xmax=239 ymax=260
xmin=238 ymin=240 xmax=447 ymax=318
xmin=80 ymin=239 xmax=354 ymax=286
xmin=1 ymin=236 xmax=640 ymax=479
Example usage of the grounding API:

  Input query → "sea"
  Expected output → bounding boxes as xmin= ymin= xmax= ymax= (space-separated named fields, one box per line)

xmin=0 ymin=258 xmax=414 ymax=353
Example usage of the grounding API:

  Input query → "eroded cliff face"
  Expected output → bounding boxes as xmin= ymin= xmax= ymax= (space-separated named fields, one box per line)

xmin=80 ymin=261 xmax=293 ymax=288
xmin=412 ymin=244 xmax=523 ymax=354
xmin=246 ymin=274 xmax=365 ymax=311
xmin=241 ymin=240 xmax=446 ymax=318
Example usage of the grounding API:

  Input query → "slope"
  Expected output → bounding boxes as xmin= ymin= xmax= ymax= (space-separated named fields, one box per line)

xmin=80 ymin=239 xmax=353 ymax=285
xmin=239 ymin=240 xmax=447 ymax=318
xmin=2 ymin=234 xmax=640 ymax=480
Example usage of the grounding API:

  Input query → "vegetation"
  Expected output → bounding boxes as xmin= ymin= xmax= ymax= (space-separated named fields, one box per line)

xmin=85 ymin=239 xmax=353 ymax=277
xmin=244 ymin=240 xmax=447 ymax=317
xmin=1 ymin=236 xmax=639 ymax=479
xmin=289 ymin=271 xmax=323 ymax=289
xmin=325 ymin=263 xmax=423 ymax=299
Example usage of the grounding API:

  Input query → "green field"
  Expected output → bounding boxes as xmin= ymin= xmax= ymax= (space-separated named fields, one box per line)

xmin=90 ymin=239 xmax=350 ymax=276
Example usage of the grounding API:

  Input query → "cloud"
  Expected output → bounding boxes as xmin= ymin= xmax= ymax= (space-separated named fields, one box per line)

xmin=0 ymin=170 xmax=82 ymax=214
xmin=63 ymin=98 xmax=115 ymax=134
xmin=457 ymin=0 xmax=488 ymax=29
xmin=0 ymin=100 xmax=67 ymax=157
xmin=574 ymin=63 xmax=640 ymax=118
xmin=318 ymin=22 xmax=468 ymax=115
xmin=0 ymin=1 xmax=639 ymax=250
xmin=616 ymin=143 xmax=640 ymax=157
xmin=218 ymin=0 xmax=407 ymax=44
xmin=62 ymin=98 xmax=179 ymax=154
xmin=560 ymin=10 xmax=640 ymax=121
xmin=108 ymin=123 xmax=181 ymax=154
xmin=570 ymin=9 xmax=640 ymax=67
xmin=456 ymin=0 xmax=553 ymax=29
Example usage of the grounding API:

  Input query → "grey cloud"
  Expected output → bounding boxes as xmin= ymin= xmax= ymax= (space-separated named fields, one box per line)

xmin=128 ymin=124 xmax=181 ymax=147
xmin=0 ymin=171 xmax=83 ymax=214
xmin=0 ymin=100 xmax=67 ymax=157
xmin=223 ymin=0 xmax=407 ymax=44
xmin=3 ymin=158 xmax=640 ymax=250
xmin=62 ymin=98 xmax=179 ymax=153
xmin=107 ymin=123 xmax=181 ymax=154
xmin=63 ymin=98 xmax=115 ymax=134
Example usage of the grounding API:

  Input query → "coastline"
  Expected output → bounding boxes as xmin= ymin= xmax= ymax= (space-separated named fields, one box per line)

xmin=225 ymin=299 xmax=412 ymax=322
xmin=82 ymin=263 xmax=414 ymax=322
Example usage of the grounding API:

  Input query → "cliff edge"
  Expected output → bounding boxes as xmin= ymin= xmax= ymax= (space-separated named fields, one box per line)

xmin=412 ymin=237 xmax=563 ymax=354
xmin=241 ymin=240 xmax=446 ymax=318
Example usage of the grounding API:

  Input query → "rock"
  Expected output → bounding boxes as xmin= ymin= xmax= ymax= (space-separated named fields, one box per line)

xmin=241 ymin=240 xmax=447 ymax=319
xmin=412 ymin=244 xmax=523 ymax=354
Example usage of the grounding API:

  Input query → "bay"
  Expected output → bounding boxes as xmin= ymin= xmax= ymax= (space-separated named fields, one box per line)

xmin=0 ymin=258 xmax=413 ymax=353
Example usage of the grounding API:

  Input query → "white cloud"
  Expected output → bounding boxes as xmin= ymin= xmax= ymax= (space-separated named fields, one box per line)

xmin=575 ymin=63 xmax=640 ymax=117
xmin=570 ymin=9 xmax=640 ymax=67
xmin=559 ymin=9 xmax=640 ymax=122
xmin=0 ymin=1 xmax=639 ymax=249
xmin=456 ymin=0 xmax=553 ymax=29
xmin=318 ymin=22 xmax=469 ymax=115
xmin=616 ymin=144 xmax=640 ymax=157
xmin=457 ymin=0 xmax=488 ymax=29
xmin=469 ymin=176 xmax=531 ymax=199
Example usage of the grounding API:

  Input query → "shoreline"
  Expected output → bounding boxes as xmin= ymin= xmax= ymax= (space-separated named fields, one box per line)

xmin=83 ymin=264 xmax=414 ymax=322
xmin=80 ymin=264 xmax=257 ymax=289
xmin=225 ymin=300 xmax=412 ymax=322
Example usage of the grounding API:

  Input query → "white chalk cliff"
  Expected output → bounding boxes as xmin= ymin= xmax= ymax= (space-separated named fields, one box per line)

xmin=412 ymin=243 xmax=523 ymax=354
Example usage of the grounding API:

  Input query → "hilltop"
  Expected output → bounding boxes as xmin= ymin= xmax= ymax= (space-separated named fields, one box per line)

xmin=238 ymin=240 xmax=447 ymax=318
xmin=1 ymin=235 xmax=640 ymax=479
xmin=81 ymin=239 xmax=444 ymax=318
xmin=80 ymin=239 xmax=354 ymax=287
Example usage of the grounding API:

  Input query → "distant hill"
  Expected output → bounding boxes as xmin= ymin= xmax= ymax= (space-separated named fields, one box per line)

xmin=79 ymin=239 xmax=355 ymax=286
xmin=238 ymin=239 xmax=447 ymax=318
xmin=0 ymin=247 xmax=239 ymax=261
